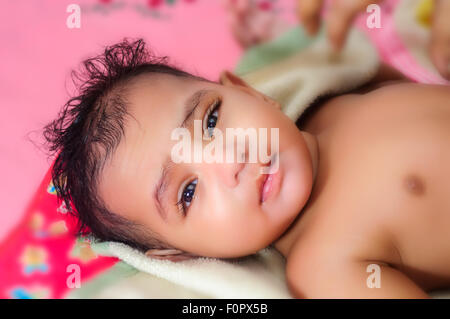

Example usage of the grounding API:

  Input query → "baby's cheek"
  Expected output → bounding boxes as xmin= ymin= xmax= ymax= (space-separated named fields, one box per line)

xmin=208 ymin=215 xmax=268 ymax=253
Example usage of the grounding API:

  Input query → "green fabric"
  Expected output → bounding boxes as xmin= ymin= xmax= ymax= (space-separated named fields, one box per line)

xmin=234 ymin=25 xmax=323 ymax=76
xmin=90 ymin=239 xmax=114 ymax=257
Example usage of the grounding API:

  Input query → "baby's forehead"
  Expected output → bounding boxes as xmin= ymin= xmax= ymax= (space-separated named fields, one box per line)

xmin=100 ymin=74 xmax=209 ymax=188
xmin=97 ymin=75 xmax=179 ymax=217
xmin=127 ymin=73 xmax=192 ymax=109
xmin=124 ymin=72 xmax=222 ymax=137
xmin=97 ymin=74 xmax=215 ymax=219
xmin=123 ymin=75 xmax=193 ymax=136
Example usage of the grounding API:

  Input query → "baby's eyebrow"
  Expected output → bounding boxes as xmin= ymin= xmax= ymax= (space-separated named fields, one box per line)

xmin=153 ymin=157 xmax=175 ymax=221
xmin=180 ymin=89 xmax=210 ymax=128
xmin=152 ymin=89 xmax=211 ymax=220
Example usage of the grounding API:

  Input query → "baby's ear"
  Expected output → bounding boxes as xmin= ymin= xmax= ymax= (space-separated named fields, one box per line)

xmin=145 ymin=248 xmax=197 ymax=262
xmin=219 ymin=70 xmax=281 ymax=109
xmin=219 ymin=70 xmax=250 ymax=87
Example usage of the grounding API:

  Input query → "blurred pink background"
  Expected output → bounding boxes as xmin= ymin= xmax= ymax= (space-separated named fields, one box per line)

xmin=0 ymin=0 xmax=296 ymax=241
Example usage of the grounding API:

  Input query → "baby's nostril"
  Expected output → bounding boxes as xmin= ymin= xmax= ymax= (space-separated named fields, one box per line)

xmin=235 ymin=162 xmax=246 ymax=183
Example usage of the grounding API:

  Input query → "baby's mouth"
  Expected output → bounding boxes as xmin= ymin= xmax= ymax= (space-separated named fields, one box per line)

xmin=258 ymin=153 xmax=278 ymax=204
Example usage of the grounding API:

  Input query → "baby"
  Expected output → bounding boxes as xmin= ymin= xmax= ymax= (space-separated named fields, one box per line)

xmin=44 ymin=37 xmax=450 ymax=298
xmin=43 ymin=9 xmax=450 ymax=300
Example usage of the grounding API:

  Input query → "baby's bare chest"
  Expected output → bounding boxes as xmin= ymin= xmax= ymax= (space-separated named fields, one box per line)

xmin=303 ymin=99 xmax=450 ymax=288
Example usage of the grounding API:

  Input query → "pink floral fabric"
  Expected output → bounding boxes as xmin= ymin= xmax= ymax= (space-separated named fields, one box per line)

xmin=0 ymin=168 xmax=117 ymax=299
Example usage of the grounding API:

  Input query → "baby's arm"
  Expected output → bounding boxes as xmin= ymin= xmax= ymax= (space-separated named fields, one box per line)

xmin=287 ymin=257 xmax=429 ymax=298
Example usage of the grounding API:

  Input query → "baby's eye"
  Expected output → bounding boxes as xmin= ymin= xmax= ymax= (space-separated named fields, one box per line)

xmin=177 ymin=179 xmax=198 ymax=214
xmin=203 ymin=98 xmax=221 ymax=137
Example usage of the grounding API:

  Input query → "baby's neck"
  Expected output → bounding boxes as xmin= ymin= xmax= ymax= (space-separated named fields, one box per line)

xmin=302 ymin=131 xmax=319 ymax=183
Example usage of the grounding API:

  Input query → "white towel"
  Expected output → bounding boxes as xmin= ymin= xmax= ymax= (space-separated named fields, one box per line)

xmin=88 ymin=241 xmax=291 ymax=298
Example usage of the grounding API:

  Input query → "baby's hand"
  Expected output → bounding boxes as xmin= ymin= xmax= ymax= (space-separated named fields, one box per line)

xmin=429 ymin=0 xmax=450 ymax=79
xmin=297 ymin=0 xmax=383 ymax=51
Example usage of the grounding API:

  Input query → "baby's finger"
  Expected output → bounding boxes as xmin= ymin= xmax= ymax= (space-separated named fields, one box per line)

xmin=327 ymin=0 xmax=383 ymax=52
xmin=326 ymin=0 xmax=361 ymax=51
xmin=297 ymin=0 xmax=324 ymax=36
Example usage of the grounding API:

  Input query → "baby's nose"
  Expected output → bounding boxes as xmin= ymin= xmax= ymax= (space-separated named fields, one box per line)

xmin=208 ymin=161 xmax=246 ymax=189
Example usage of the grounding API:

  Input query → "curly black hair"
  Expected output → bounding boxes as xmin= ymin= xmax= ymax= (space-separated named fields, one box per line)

xmin=43 ymin=38 xmax=206 ymax=252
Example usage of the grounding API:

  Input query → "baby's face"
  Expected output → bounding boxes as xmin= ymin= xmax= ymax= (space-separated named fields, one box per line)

xmin=98 ymin=73 xmax=314 ymax=258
